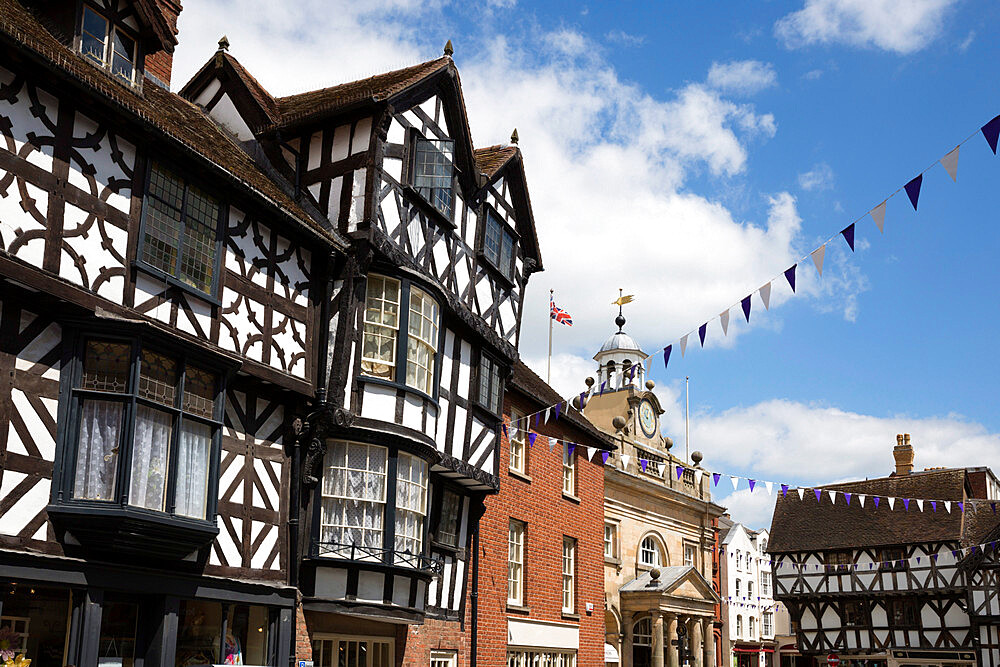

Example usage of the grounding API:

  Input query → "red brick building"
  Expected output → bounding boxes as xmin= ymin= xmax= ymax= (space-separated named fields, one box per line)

xmin=473 ymin=360 xmax=616 ymax=666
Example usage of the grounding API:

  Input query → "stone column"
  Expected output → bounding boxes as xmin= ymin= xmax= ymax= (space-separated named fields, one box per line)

xmin=653 ymin=612 xmax=665 ymax=667
xmin=692 ymin=618 xmax=704 ymax=667
xmin=702 ymin=618 xmax=714 ymax=667
xmin=665 ymin=613 xmax=679 ymax=667
xmin=622 ymin=612 xmax=634 ymax=667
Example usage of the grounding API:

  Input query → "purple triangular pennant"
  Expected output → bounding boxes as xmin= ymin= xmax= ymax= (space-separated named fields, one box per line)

xmin=958 ymin=501 xmax=965 ymax=512
xmin=874 ymin=496 xmax=880 ymax=508
xmin=699 ymin=323 xmax=707 ymax=347
xmin=628 ymin=365 xmax=635 ymax=380
xmin=528 ymin=432 xmax=537 ymax=447
xmin=931 ymin=501 xmax=937 ymax=512
xmin=662 ymin=345 xmax=672 ymax=369
xmin=952 ymin=550 xmax=960 ymax=559
xmin=982 ymin=114 xmax=1000 ymax=154
xmin=748 ymin=479 xmax=756 ymax=493
xmin=640 ymin=459 xmax=648 ymax=473
xmin=904 ymin=174 xmax=922 ymax=211
xmin=932 ymin=554 xmax=938 ymax=562
xmin=601 ymin=451 xmax=610 ymax=465
xmin=502 ymin=423 xmax=508 ymax=437
xmin=781 ymin=484 xmax=788 ymax=497
xmin=815 ymin=488 xmax=822 ymax=502
xmin=845 ymin=492 xmax=852 ymax=506
xmin=784 ymin=265 xmax=796 ymax=293
xmin=534 ymin=413 xmax=541 ymax=427
xmin=713 ymin=473 xmax=721 ymax=487
xmin=599 ymin=381 xmax=607 ymax=395
xmin=916 ymin=557 xmax=921 ymax=563
xmin=903 ymin=498 xmax=910 ymax=511
xmin=741 ymin=295 xmax=752 ymax=323
xmin=992 ymin=503 xmax=997 ymax=514
xmin=841 ymin=223 xmax=855 ymax=252
xmin=676 ymin=466 xmax=685 ymax=480
xmin=568 ymin=443 xmax=575 ymax=456
xmin=554 ymin=402 xmax=562 ymax=421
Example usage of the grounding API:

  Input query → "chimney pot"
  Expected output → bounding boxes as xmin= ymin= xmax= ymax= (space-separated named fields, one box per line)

xmin=893 ymin=433 xmax=914 ymax=476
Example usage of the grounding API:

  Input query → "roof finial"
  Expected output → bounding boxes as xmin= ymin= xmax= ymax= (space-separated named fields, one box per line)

xmin=510 ymin=128 xmax=519 ymax=144
xmin=444 ymin=40 xmax=454 ymax=56
xmin=217 ymin=35 xmax=230 ymax=52
xmin=616 ymin=288 xmax=625 ymax=331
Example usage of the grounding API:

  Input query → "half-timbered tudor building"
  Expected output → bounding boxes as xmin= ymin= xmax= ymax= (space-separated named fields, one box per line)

xmin=0 ymin=0 xmax=544 ymax=665
xmin=769 ymin=435 xmax=1000 ymax=667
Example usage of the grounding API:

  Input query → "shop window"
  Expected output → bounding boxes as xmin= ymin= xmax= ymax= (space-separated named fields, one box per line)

xmin=99 ymin=600 xmax=138 ymax=667
xmin=312 ymin=636 xmax=392 ymax=667
xmin=889 ymin=599 xmax=919 ymax=629
xmin=507 ymin=649 xmax=576 ymax=667
xmin=174 ymin=600 xmax=271 ymax=667
xmin=842 ymin=600 xmax=866 ymax=627
xmin=0 ymin=585 xmax=71 ymax=667
xmin=63 ymin=337 xmax=223 ymax=521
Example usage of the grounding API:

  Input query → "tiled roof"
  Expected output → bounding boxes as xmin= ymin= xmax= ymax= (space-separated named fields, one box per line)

xmin=221 ymin=52 xmax=279 ymax=123
xmin=510 ymin=360 xmax=615 ymax=450
xmin=768 ymin=468 xmax=992 ymax=553
xmin=474 ymin=144 xmax=518 ymax=177
xmin=0 ymin=0 xmax=342 ymax=246
xmin=273 ymin=57 xmax=451 ymax=130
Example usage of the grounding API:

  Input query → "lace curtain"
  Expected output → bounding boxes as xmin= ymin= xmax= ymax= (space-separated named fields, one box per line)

xmin=74 ymin=400 xmax=123 ymax=500
xmin=176 ymin=420 xmax=211 ymax=519
xmin=129 ymin=405 xmax=172 ymax=511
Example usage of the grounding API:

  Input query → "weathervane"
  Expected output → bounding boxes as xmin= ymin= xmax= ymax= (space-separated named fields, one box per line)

xmin=612 ymin=288 xmax=635 ymax=331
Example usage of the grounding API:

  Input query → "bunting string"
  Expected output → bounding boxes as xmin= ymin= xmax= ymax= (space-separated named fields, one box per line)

xmin=770 ymin=538 xmax=998 ymax=573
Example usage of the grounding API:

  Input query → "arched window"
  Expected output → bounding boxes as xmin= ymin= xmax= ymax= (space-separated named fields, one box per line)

xmin=736 ymin=615 xmax=743 ymax=638
xmin=633 ymin=618 xmax=652 ymax=647
xmin=639 ymin=536 xmax=663 ymax=567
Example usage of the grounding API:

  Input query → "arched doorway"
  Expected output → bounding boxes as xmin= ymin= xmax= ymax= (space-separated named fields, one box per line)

xmin=632 ymin=617 xmax=652 ymax=667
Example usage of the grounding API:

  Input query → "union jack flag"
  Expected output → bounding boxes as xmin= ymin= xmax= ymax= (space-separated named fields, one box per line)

xmin=550 ymin=297 xmax=573 ymax=326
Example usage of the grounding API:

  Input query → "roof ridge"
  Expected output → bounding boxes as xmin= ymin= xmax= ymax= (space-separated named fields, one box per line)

xmin=274 ymin=56 xmax=450 ymax=103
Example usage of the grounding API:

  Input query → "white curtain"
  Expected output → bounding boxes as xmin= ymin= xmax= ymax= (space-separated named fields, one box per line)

xmin=175 ymin=420 xmax=211 ymax=519
xmin=74 ymin=400 xmax=123 ymax=500
xmin=129 ymin=405 xmax=172 ymax=511
xmin=320 ymin=442 xmax=386 ymax=552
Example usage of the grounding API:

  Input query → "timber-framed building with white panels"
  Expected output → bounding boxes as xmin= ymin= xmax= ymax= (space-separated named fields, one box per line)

xmin=769 ymin=436 xmax=1000 ymax=667
xmin=0 ymin=0 xmax=543 ymax=666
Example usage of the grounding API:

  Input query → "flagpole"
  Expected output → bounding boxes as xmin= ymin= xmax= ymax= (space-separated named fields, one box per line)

xmin=685 ymin=376 xmax=690 ymax=463
xmin=547 ymin=289 xmax=554 ymax=384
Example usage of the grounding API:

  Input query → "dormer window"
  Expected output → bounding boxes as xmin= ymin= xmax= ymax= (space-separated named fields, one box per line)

xmin=413 ymin=137 xmax=454 ymax=219
xmin=483 ymin=210 xmax=516 ymax=281
xmin=79 ymin=5 xmax=138 ymax=84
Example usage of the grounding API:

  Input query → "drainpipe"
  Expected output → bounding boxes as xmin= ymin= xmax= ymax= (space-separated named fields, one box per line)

xmin=471 ymin=497 xmax=484 ymax=667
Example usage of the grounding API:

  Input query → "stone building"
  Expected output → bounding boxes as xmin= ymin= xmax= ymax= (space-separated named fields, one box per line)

xmin=581 ymin=313 xmax=725 ymax=667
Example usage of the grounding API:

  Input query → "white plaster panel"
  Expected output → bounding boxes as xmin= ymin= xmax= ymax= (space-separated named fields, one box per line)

xmin=250 ymin=521 xmax=278 ymax=569
xmin=380 ymin=188 xmax=401 ymax=238
xmin=0 ymin=475 xmax=48 ymax=536
xmin=14 ymin=316 xmax=60 ymax=379
xmin=357 ymin=571 xmax=384 ymax=603
xmin=219 ymin=453 xmax=245 ymax=505
xmin=315 ymin=567 xmax=348 ymax=599
xmin=440 ymin=559 xmax=453 ymax=607
xmin=194 ymin=78 xmax=221 ymax=106
xmin=347 ymin=168 xmax=366 ymax=230
xmin=210 ymin=93 xmax=255 ymax=142
xmin=271 ymin=311 xmax=307 ymax=377
xmin=507 ymin=619 xmax=579 ymax=651
xmin=11 ymin=389 xmax=55 ymax=460
xmin=387 ymin=119 xmax=405 ymax=144
xmin=212 ymin=515 xmax=242 ymax=567
xmin=383 ymin=157 xmax=402 ymax=183
xmin=415 ymin=580 xmax=426 ymax=610
xmin=70 ymin=111 xmax=134 ymax=213
xmin=0 ymin=68 xmax=58 ymax=171
xmin=351 ymin=117 xmax=371 ymax=154
xmin=406 ymin=216 xmax=424 ymax=257
xmin=307 ymin=132 xmax=322 ymax=171
xmin=61 ymin=203 xmax=127 ymax=301
xmin=0 ymin=178 xmax=47 ymax=266
xmin=402 ymin=394 xmax=422 ymax=431
xmin=328 ymin=175 xmax=343 ymax=222
xmin=392 ymin=577 xmax=410 ymax=607
xmin=273 ymin=234 xmax=311 ymax=306
xmin=134 ymin=274 xmax=171 ymax=323
xmin=451 ymin=405 xmax=467 ymax=459
xmin=450 ymin=559 xmax=466 ymax=610
xmin=360 ymin=384 xmax=397 ymax=421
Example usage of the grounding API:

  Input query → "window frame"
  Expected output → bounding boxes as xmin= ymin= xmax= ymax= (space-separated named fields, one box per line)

xmin=562 ymin=443 xmax=577 ymax=497
xmin=476 ymin=350 xmax=504 ymax=415
xmin=562 ymin=536 xmax=576 ymax=615
xmin=359 ymin=273 xmax=444 ymax=402
xmin=54 ymin=329 xmax=227 ymax=526
xmin=508 ymin=408 xmax=528 ymax=475
xmin=136 ymin=160 xmax=226 ymax=302
xmin=405 ymin=130 xmax=458 ymax=225
xmin=604 ymin=521 xmax=618 ymax=560
xmin=763 ymin=610 xmax=773 ymax=636
xmin=508 ymin=519 xmax=526 ymax=606
xmin=480 ymin=206 xmax=519 ymax=283
xmin=841 ymin=600 xmax=867 ymax=627
xmin=429 ymin=482 xmax=465 ymax=551
xmin=76 ymin=2 xmax=143 ymax=86
xmin=639 ymin=535 xmax=663 ymax=568
xmin=683 ymin=542 xmax=697 ymax=568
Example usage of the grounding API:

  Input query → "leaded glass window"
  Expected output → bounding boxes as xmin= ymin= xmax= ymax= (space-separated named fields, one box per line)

xmin=320 ymin=442 xmax=387 ymax=555
xmin=435 ymin=488 xmax=461 ymax=547
xmin=406 ymin=286 xmax=438 ymax=394
xmin=361 ymin=275 xmax=400 ymax=379
xmin=478 ymin=353 xmax=502 ymax=414
xmin=483 ymin=211 xmax=516 ymax=280
xmin=140 ymin=163 xmax=221 ymax=295
xmin=395 ymin=453 xmax=427 ymax=559
xmin=413 ymin=138 xmax=454 ymax=219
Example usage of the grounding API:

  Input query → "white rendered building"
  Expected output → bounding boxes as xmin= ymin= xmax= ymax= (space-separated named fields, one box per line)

xmin=720 ymin=518 xmax=776 ymax=667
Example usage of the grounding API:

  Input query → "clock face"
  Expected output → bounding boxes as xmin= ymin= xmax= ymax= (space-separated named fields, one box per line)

xmin=639 ymin=400 xmax=657 ymax=437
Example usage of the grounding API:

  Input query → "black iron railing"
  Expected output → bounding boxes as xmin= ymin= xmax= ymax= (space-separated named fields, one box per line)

xmin=314 ymin=540 xmax=444 ymax=574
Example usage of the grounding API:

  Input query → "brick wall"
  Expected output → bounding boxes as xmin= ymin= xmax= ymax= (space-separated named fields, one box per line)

xmin=143 ymin=0 xmax=182 ymax=87
xmin=475 ymin=392 xmax=608 ymax=665
xmin=400 ymin=614 xmax=470 ymax=665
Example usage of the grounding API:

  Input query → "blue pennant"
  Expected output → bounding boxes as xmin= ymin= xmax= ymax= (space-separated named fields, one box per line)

xmin=983 ymin=114 xmax=1000 ymax=155
xmin=781 ymin=484 xmax=788 ymax=497
xmin=528 ymin=432 xmax=537 ymax=447
xmin=699 ymin=323 xmax=707 ymax=347
xmin=784 ymin=265 xmax=796 ymax=293
xmin=904 ymin=174 xmax=922 ymax=211
xmin=841 ymin=223 xmax=855 ymax=252
xmin=662 ymin=345 xmax=672 ymax=369
xmin=713 ymin=473 xmax=722 ymax=487
xmin=741 ymin=295 xmax=752 ymax=323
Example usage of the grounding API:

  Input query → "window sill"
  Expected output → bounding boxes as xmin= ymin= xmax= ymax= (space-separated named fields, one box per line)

xmin=133 ymin=261 xmax=221 ymax=306
xmin=506 ymin=603 xmax=531 ymax=615
xmin=605 ymin=556 xmax=622 ymax=567
xmin=561 ymin=612 xmax=580 ymax=621
xmin=402 ymin=185 xmax=457 ymax=230
xmin=562 ymin=492 xmax=581 ymax=504
xmin=508 ymin=469 xmax=532 ymax=484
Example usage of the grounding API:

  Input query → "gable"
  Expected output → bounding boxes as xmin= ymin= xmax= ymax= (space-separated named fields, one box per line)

xmin=664 ymin=570 xmax=721 ymax=603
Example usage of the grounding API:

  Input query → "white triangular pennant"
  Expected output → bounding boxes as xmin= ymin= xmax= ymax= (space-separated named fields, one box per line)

xmin=759 ymin=282 xmax=772 ymax=310
xmin=694 ymin=470 xmax=704 ymax=486
xmin=828 ymin=490 xmax=837 ymax=504
xmin=811 ymin=245 xmax=826 ymax=276
xmin=941 ymin=145 xmax=959 ymax=182
xmin=548 ymin=437 xmax=557 ymax=451
xmin=621 ymin=454 xmax=631 ymax=470
xmin=870 ymin=201 xmax=886 ymax=233
xmin=916 ymin=499 xmax=924 ymax=512
xmin=765 ymin=481 xmax=773 ymax=495
xmin=586 ymin=446 xmax=596 ymax=462
xmin=887 ymin=497 xmax=896 ymax=510
xmin=680 ymin=335 xmax=688 ymax=357
xmin=731 ymin=476 xmax=739 ymax=490
xmin=858 ymin=494 xmax=866 ymax=508
xmin=944 ymin=501 xmax=951 ymax=513
xmin=797 ymin=488 xmax=804 ymax=501
xmin=544 ymin=408 xmax=551 ymax=423
xmin=720 ymin=309 xmax=730 ymax=336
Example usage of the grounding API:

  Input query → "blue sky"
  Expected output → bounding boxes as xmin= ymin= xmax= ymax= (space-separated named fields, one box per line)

xmin=172 ymin=0 xmax=1000 ymax=527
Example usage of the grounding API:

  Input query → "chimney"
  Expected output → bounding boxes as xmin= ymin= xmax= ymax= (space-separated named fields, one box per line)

xmin=893 ymin=433 xmax=914 ymax=476
xmin=143 ymin=0 xmax=183 ymax=89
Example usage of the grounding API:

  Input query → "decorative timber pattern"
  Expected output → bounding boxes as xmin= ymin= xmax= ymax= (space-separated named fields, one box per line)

xmin=210 ymin=384 xmax=290 ymax=578
xmin=0 ymin=298 xmax=61 ymax=554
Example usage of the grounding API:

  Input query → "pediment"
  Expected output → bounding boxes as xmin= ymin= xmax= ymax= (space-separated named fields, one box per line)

xmin=620 ymin=565 xmax=721 ymax=605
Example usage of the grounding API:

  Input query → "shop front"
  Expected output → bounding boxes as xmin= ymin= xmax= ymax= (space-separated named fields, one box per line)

xmin=0 ymin=553 xmax=294 ymax=667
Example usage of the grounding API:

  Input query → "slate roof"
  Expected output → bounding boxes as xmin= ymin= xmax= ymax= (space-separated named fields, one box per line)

xmin=768 ymin=468 xmax=1000 ymax=553
xmin=620 ymin=566 xmax=697 ymax=593
xmin=510 ymin=360 xmax=615 ymax=450
xmin=0 ymin=0 xmax=344 ymax=247
xmin=273 ymin=57 xmax=452 ymax=130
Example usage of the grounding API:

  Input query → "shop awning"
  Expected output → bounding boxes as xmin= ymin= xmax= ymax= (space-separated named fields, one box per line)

xmin=605 ymin=643 xmax=620 ymax=663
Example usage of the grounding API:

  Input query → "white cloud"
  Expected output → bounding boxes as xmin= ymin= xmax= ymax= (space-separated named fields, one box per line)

xmin=798 ymin=162 xmax=835 ymax=191
xmin=957 ymin=30 xmax=975 ymax=52
xmin=707 ymin=60 xmax=777 ymax=96
xmin=606 ymin=30 xmax=646 ymax=48
xmin=775 ymin=0 xmax=958 ymax=54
